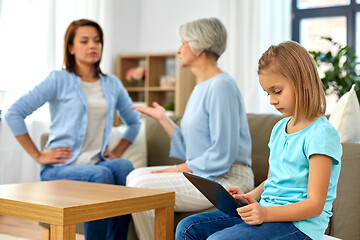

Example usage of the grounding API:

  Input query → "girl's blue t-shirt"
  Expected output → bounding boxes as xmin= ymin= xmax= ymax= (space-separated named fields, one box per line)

xmin=259 ymin=116 xmax=342 ymax=240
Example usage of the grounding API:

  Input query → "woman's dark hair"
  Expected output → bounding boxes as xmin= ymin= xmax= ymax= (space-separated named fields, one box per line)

xmin=64 ymin=19 xmax=104 ymax=76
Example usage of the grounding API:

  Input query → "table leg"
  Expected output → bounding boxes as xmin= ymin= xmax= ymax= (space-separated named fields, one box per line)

xmin=50 ymin=224 xmax=76 ymax=240
xmin=155 ymin=206 xmax=174 ymax=240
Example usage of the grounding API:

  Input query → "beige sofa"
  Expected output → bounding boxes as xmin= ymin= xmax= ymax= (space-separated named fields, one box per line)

xmin=41 ymin=113 xmax=360 ymax=240
xmin=143 ymin=114 xmax=360 ymax=240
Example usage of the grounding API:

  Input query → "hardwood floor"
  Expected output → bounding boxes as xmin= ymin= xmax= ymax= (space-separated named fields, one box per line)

xmin=0 ymin=215 xmax=42 ymax=240
xmin=0 ymin=215 xmax=85 ymax=240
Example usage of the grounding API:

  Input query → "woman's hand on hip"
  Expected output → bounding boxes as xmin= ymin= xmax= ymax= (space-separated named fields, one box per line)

xmin=36 ymin=147 xmax=71 ymax=164
xmin=132 ymin=102 xmax=166 ymax=121
xmin=103 ymin=148 xmax=119 ymax=159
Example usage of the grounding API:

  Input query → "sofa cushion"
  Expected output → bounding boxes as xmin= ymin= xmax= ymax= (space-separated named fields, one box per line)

xmin=108 ymin=119 xmax=147 ymax=168
xmin=329 ymin=84 xmax=360 ymax=143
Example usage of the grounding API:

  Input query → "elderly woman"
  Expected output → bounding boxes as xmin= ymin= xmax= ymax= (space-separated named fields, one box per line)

xmin=126 ymin=17 xmax=254 ymax=240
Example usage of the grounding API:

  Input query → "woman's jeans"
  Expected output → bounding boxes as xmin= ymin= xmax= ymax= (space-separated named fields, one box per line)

xmin=176 ymin=210 xmax=310 ymax=240
xmin=41 ymin=158 xmax=134 ymax=240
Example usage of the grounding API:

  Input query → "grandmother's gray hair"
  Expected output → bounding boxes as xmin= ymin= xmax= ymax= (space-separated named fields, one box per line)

xmin=178 ymin=17 xmax=227 ymax=60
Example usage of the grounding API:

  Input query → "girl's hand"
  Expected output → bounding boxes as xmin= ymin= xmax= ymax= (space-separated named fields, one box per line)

xmin=227 ymin=186 xmax=244 ymax=198
xmin=132 ymin=102 xmax=166 ymax=121
xmin=36 ymin=147 xmax=71 ymax=164
xmin=151 ymin=163 xmax=192 ymax=173
xmin=227 ymin=186 xmax=248 ymax=205
xmin=237 ymin=194 xmax=265 ymax=225
xmin=103 ymin=148 xmax=118 ymax=159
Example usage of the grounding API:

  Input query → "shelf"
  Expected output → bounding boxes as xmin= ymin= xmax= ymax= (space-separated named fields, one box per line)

xmin=126 ymin=87 xmax=175 ymax=92
xmin=116 ymin=52 xmax=196 ymax=115
xmin=148 ymin=87 xmax=175 ymax=91
xmin=126 ymin=87 xmax=146 ymax=92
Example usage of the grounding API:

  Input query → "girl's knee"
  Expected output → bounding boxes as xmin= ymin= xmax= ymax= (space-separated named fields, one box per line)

xmin=175 ymin=216 xmax=201 ymax=240
xmin=175 ymin=219 xmax=188 ymax=240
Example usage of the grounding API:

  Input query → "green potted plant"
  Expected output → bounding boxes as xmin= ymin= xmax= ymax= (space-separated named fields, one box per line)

xmin=164 ymin=101 xmax=175 ymax=111
xmin=309 ymin=37 xmax=360 ymax=103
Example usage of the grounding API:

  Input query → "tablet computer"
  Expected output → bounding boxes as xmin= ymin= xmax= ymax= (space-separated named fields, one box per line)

xmin=183 ymin=172 xmax=247 ymax=217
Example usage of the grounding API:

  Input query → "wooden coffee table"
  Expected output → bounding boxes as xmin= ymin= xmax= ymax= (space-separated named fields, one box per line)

xmin=0 ymin=180 xmax=175 ymax=240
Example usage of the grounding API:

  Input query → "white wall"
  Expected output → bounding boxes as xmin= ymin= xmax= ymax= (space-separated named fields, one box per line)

xmin=108 ymin=0 xmax=218 ymax=73
xmin=106 ymin=0 xmax=290 ymax=114
xmin=138 ymin=0 xmax=218 ymax=52
xmin=107 ymin=0 xmax=142 ymax=73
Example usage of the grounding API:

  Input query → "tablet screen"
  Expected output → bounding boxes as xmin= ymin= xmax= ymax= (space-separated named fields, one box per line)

xmin=183 ymin=172 xmax=247 ymax=217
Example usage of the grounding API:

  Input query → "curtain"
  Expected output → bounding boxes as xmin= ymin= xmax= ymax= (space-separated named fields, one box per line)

xmin=0 ymin=0 xmax=113 ymax=184
xmin=217 ymin=0 xmax=292 ymax=114
xmin=0 ymin=0 xmax=113 ymax=111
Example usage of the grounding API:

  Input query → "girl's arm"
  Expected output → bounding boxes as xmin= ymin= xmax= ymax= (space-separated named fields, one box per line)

xmin=238 ymin=154 xmax=332 ymax=225
xmin=229 ymin=167 xmax=269 ymax=203
xmin=246 ymin=180 xmax=266 ymax=202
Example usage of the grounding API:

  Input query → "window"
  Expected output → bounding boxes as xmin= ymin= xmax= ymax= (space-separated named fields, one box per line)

xmin=293 ymin=0 xmax=360 ymax=115
xmin=292 ymin=0 xmax=360 ymax=54
xmin=0 ymin=0 xmax=104 ymax=113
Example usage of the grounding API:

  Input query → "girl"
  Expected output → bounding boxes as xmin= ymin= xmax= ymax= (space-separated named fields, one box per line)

xmin=175 ymin=41 xmax=342 ymax=240
xmin=126 ymin=17 xmax=253 ymax=240
xmin=5 ymin=19 xmax=140 ymax=240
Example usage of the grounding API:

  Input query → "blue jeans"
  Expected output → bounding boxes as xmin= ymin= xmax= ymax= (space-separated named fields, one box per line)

xmin=41 ymin=158 xmax=134 ymax=240
xmin=175 ymin=210 xmax=310 ymax=240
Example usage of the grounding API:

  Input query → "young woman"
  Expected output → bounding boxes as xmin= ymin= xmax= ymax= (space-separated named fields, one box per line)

xmin=175 ymin=41 xmax=343 ymax=240
xmin=126 ymin=17 xmax=253 ymax=240
xmin=4 ymin=19 xmax=140 ymax=240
